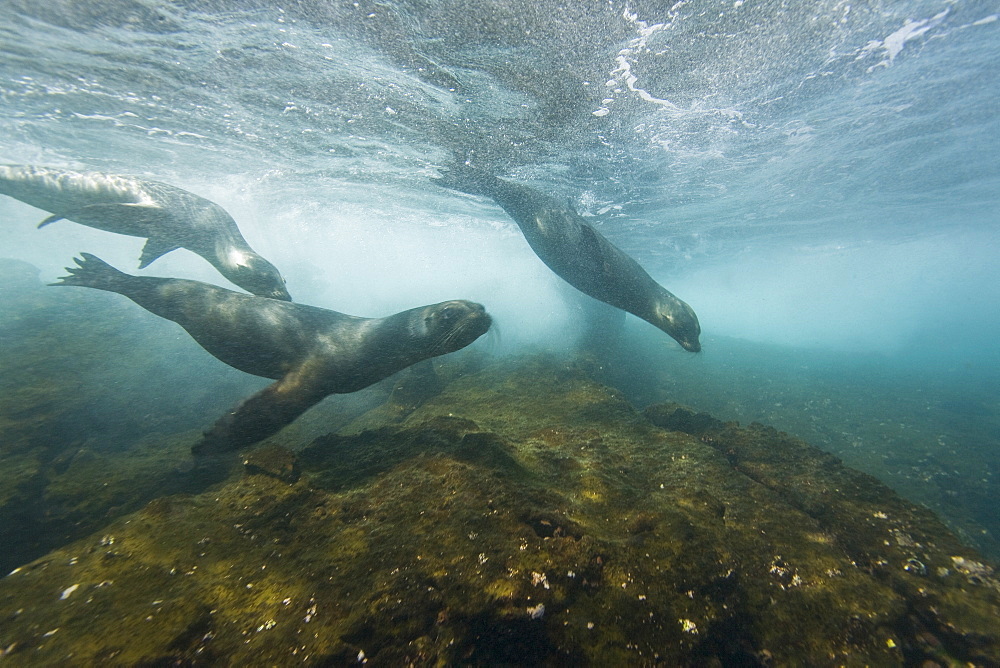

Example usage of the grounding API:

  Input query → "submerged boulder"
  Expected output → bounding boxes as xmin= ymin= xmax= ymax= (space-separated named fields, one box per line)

xmin=0 ymin=356 xmax=997 ymax=665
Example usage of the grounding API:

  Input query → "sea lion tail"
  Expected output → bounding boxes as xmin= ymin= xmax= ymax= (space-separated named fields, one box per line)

xmin=51 ymin=253 xmax=130 ymax=293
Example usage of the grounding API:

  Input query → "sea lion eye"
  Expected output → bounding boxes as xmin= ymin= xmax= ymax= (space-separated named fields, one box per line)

xmin=432 ymin=304 xmax=468 ymax=328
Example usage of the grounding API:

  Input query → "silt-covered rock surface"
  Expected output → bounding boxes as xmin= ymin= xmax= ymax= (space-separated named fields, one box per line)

xmin=1 ymin=353 xmax=999 ymax=665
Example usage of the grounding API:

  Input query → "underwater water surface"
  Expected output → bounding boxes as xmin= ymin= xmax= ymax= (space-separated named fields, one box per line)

xmin=1 ymin=0 xmax=999 ymax=663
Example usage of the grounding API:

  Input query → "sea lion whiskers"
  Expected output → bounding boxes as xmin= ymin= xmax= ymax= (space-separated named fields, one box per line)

xmin=430 ymin=316 xmax=475 ymax=355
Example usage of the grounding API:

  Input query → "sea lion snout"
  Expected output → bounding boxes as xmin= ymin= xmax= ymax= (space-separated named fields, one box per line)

xmin=653 ymin=299 xmax=702 ymax=353
xmin=678 ymin=338 xmax=701 ymax=353
xmin=670 ymin=323 xmax=701 ymax=352
xmin=225 ymin=254 xmax=291 ymax=301
xmin=433 ymin=300 xmax=489 ymax=323
xmin=424 ymin=300 xmax=492 ymax=353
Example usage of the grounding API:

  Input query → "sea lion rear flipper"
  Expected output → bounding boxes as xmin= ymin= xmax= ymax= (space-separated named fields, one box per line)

xmin=49 ymin=253 xmax=130 ymax=293
xmin=192 ymin=363 xmax=329 ymax=456
xmin=139 ymin=237 xmax=181 ymax=268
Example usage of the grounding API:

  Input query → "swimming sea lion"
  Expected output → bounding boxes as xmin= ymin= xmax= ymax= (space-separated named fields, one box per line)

xmin=437 ymin=163 xmax=701 ymax=352
xmin=0 ymin=164 xmax=291 ymax=300
xmin=52 ymin=253 xmax=491 ymax=454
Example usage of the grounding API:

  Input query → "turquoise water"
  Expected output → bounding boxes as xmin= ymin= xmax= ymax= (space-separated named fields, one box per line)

xmin=1 ymin=0 xmax=998 ymax=561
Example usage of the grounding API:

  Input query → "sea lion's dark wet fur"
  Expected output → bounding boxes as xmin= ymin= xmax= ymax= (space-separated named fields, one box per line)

xmin=437 ymin=164 xmax=701 ymax=352
xmin=0 ymin=164 xmax=290 ymax=300
xmin=53 ymin=254 xmax=491 ymax=454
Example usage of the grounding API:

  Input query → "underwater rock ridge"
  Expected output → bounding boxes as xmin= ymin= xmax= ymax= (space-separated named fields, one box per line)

xmin=0 ymin=358 xmax=997 ymax=665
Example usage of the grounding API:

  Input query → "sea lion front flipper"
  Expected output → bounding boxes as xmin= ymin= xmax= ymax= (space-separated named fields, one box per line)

xmin=139 ymin=237 xmax=181 ymax=268
xmin=577 ymin=223 xmax=610 ymax=264
xmin=37 ymin=213 xmax=66 ymax=228
xmin=192 ymin=362 xmax=329 ymax=456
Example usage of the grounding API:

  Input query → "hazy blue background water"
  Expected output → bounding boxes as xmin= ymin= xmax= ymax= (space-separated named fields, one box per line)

xmin=1 ymin=1 xmax=998 ymax=555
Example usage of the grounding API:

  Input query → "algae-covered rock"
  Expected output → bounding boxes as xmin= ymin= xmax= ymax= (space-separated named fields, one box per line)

xmin=0 ymin=269 xmax=254 ymax=573
xmin=0 ymin=357 xmax=997 ymax=665
xmin=243 ymin=445 xmax=300 ymax=484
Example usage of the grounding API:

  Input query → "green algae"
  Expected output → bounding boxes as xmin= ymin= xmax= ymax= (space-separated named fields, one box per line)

xmin=1 ymin=356 xmax=997 ymax=665
xmin=1 ymin=259 xmax=997 ymax=663
xmin=593 ymin=331 xmax=1000 ymax=560
xmin=0 ymin=260 xmax=434 ymax=574
xmin=0 ymin=261 xmax=251 ymax=572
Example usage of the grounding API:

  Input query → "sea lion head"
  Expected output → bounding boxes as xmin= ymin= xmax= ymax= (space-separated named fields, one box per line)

xmin=225 ymin=251 xmax=292 ymax=301
xmin=652 ymin=297 xmax=702 ymax=352
xmin=419 ymin=300 xmax=492 ymax=355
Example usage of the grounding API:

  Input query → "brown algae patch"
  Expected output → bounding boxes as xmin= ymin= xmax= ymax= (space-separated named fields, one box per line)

xmin=0 ymin=356 xmax=997 ymax=664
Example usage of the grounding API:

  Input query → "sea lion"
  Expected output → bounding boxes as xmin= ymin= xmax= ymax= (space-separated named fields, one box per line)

xmin=437 ymin=163 xmax=701 ymax=352
xmin=0 ymin=164 xmax=291 ymax=300
xmin=52 ymin=253 xmax=491 ymax=454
